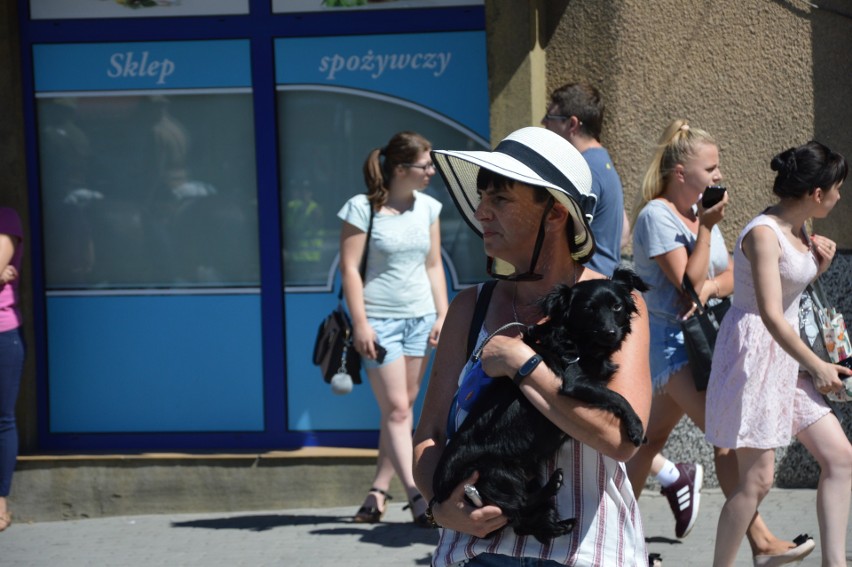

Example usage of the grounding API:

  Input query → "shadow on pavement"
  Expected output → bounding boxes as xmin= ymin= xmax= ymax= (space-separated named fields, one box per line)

xmin=170 ymin=512 xmax=440 ymax=549
xmin=645 ymin=536 xmax=682 ymax=545
xmin=312 ymin=522 xmax=440 ymax=547
xmin=171 ymin=513 xmax=350 ymax=532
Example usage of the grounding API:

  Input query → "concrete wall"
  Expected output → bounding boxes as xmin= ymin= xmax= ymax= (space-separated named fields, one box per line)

xmin=13 ymin=449 xmax=396 ymax=522
xmin=541 ymin=0 xmax=852 ymax=249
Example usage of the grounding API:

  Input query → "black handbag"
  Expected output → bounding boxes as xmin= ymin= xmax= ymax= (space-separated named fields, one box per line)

xmin=313 ymin=305 xmax=362 ymax=384
xmin=311 ymin=206 xmax=374 ymax=389
xmin=680 ymin=276 xmax=731 ymax=391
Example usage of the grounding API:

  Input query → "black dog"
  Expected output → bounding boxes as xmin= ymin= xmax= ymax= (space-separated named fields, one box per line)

xmin=432 ymin=267 xmax=648 ymax=544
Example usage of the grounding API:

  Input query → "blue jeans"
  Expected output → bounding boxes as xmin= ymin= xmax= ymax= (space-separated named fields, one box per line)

xmin=454 ymin=554 xmax=566 ymax=566
xmin=0 ymin=328 xmax=24 ymax=497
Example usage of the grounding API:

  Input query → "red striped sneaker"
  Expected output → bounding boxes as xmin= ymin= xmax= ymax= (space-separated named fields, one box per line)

xmin=660 ymin=462 xmax=703 ymax=539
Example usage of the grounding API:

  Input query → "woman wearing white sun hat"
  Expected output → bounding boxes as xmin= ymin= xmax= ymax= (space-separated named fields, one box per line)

xmin=413 ymin=127 xmax=652 ymax=566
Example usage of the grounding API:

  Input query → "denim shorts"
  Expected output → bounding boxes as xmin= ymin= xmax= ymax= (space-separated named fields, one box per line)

xmin=361 ymin=313 xmax=437 ymax=368
xmin=649 ymin=316 xmax=689 ymax=393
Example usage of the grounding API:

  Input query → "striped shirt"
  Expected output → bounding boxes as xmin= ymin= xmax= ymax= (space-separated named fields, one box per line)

xmin=433 ymin=327 xmax=647 ymax=567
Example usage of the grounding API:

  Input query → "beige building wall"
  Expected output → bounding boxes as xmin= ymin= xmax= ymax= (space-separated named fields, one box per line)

xmin=488 ymin=0 xmax=851 ymax=250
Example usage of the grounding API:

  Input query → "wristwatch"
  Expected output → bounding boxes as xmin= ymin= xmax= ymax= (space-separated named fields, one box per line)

xmin=513 ymin=353 xmax=543 ymax=386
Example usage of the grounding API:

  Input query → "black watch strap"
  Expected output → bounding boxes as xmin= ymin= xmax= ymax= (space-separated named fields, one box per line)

xmin=513 ymin=353 xmax=543 ymax=386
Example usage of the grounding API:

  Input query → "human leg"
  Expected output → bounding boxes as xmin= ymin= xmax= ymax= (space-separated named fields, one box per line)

xmin=625 ymin=389 xmax=684 ymax=499
xmin=796 ymin=412 xmax=852 ymax=566
xmin=667 ymin=368 xmax=793 ymax=554
xmin=713 ymin=447 xmax=776 ymax=567
xmin=366 ymin=353 xmax=431 ymax=524
xmin=400 ymin=354 xmax=431 ymax=522
xmin=642 ymin=367 xmax=704 ymax=538
xmin=714 ymin=447 xmax=796 ymax=557
xmin=353 ymin=437 xmax=395 ymax=523
xmin=0 ymin=328 xmax=24 ymax=529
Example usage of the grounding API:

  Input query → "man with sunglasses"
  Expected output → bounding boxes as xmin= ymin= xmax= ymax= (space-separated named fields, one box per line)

xmin=542 ymin=82 xmax=629 ymax=277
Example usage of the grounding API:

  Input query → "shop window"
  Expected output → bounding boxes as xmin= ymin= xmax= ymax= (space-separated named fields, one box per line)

xmin=278 ymin=87 xmax=487 ymax=289
xmin=37 ymin=93 xmax=260 ymax=289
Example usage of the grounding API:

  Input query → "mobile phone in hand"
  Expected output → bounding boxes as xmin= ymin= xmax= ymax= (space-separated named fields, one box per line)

xmin=702 ymin=185 xmax=727 ymax=208
xmin=464 ymin=484 xmax=484 ymax=507
xmin=374 ymin=343 xmax=387 ymax=364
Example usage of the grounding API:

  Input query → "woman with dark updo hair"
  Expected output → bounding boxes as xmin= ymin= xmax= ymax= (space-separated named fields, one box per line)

xmin=706 ymin=141 xmax=852 ymax=566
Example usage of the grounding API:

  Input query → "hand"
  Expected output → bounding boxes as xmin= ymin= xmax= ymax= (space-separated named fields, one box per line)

xmin=810 ymin=234 xmax=836 ymax=274
xmin=697 ymin=190 xmax=729 ymax=228
xmin=352 ymin=322 xmax=378 ymax=360
xmin=0 ymin=265 xmax=18 ymax=284
xmin=479 ymin=334 xmax=535 ymax=380
xmin=428 ymin=316 xmax=445 ymax=348
xmin=810 ymin=360 xmax=850 ymax=395
xmin=679 ymin=291 xmax=700 ymax=319
xmin=432 ymin=471 xmax=507 ymax=537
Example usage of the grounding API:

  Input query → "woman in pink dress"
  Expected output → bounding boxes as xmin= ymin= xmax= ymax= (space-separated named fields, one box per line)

xmin=706 ymin=141 xmax=852 ymax=566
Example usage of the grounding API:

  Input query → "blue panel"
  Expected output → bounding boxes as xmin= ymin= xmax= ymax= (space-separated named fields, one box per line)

xmin=275 ymin=32 xmax=488 ymax=136
xmin=285 ymin=289 xmax=381 ymax=431
xmin=47 ymin=294 xmax=264 ymax=432
xmin=33 ymin=40 xmax=251 ymax=92
xmin=285 ymin=276 xmax=440 ymax=432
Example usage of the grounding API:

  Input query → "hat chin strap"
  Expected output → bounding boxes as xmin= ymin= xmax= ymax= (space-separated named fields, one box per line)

xmin=487 ymin=199 xmax=553 ymax=282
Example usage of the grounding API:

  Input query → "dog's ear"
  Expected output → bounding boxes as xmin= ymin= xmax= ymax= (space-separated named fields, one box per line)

xmin=540 ymin=283 xmax=573 ymax=317
xmin=612 ymin=267 xmax=649 ymax=293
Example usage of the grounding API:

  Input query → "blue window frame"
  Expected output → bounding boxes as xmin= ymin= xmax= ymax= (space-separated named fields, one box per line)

xmin=17 ymin=0 xmax=487 ymax=451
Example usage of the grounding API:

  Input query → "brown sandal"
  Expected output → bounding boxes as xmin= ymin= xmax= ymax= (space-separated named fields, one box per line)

xmin=353 ymin=487 xmax=391 ymax=524
xmin=403 ymin=493 xmax=434 ymax=528
xmin=0 ymin=512 xmax=11 ymax=533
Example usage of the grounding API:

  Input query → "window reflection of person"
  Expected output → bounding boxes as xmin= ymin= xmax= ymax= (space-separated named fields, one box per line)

xmin=140 ymin=96 xmax=218 ymax=284
xmin=39 ymin=98 xmax=97 ymax=285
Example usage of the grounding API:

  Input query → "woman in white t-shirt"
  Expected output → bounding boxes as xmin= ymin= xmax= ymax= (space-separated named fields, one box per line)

xmin=338 ymin=131 xmax=448 ymax=527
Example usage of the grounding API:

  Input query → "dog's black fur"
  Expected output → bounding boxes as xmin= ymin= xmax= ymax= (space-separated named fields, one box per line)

xmin=432 ymin=267 xmax=649 ymax=544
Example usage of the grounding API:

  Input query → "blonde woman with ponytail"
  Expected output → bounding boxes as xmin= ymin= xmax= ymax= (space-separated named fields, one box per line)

xmin=627 ymin=120 xmax=804 ymax=563
xmin=338 ymin=131 xmax=448 ymax=527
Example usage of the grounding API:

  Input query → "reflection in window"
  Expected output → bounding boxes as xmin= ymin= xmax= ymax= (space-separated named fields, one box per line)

xmin=277 ymin=88 xmax=487 ymax=289
xmin=37 ymin=94 xmax=260 ymax=290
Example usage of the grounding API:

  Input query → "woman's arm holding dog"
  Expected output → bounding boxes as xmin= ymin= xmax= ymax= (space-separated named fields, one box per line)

xmin=480 ymin=292 xmax=652 ymax=462
xmin=413 ymin=288 xmax=509 ymax=536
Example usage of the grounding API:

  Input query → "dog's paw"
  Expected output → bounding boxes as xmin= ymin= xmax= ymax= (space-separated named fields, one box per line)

xmin=625 ymin=419 xmax=645 ymax=447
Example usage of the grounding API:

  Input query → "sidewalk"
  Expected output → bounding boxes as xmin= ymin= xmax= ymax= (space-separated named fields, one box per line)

xmin=0 ymin=489 xmax=845 ymax=566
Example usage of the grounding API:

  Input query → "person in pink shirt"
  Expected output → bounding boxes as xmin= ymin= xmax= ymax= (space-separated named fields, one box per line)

xmin=0 ymin=207 xmax=24 ymax=533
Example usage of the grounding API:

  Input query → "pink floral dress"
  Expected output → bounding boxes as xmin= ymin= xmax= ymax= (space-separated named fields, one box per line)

xmin=705 ymin=214 xmax=829 ymax=449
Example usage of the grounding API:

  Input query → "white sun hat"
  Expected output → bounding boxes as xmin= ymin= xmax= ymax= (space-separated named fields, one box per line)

xmin=432 ymin=126 xmax=597 ymax=278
